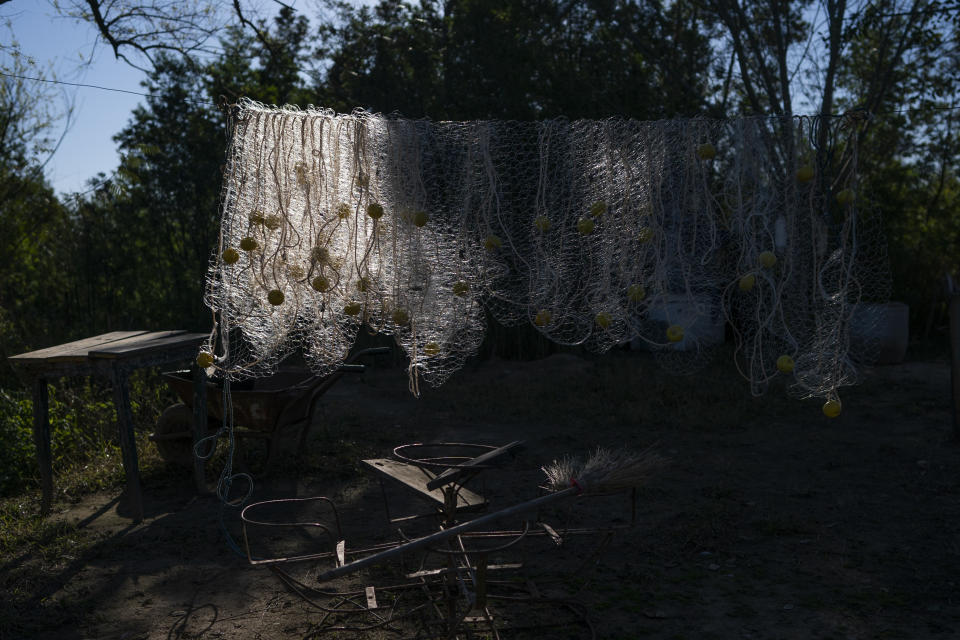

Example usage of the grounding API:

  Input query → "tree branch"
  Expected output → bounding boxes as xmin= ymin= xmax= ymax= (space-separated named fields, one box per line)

xmin=231 ymin=0 xmax=282 ymax=62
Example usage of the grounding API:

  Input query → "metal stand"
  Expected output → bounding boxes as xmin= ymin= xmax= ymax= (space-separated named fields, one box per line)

xmin=240 ymin=441 xmax=637 ymax=638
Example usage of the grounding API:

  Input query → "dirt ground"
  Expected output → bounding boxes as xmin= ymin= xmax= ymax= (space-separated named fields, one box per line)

xmin=3 ymin=348 xmax=960 ymax=640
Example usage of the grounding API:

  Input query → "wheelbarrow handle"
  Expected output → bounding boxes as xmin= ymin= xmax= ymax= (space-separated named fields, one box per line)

xmin=346 ymin=346 xmax=392 ymax=362
xmin=337 ymin=347 xmax=390 ymax=373
xmin=301 ymin=349 xmax=389 ymax=397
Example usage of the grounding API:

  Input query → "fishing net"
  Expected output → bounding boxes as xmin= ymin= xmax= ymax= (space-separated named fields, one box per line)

xmin=202 ymin=99 xmax=888 ymax=403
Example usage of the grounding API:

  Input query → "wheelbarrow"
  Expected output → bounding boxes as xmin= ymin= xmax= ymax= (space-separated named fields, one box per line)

xmin=149 ymin=347 xmax=390 ymax=469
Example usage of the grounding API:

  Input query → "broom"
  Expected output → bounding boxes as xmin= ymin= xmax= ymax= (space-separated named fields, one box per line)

xmin=315 ymin=447 xmax=667 ymax=583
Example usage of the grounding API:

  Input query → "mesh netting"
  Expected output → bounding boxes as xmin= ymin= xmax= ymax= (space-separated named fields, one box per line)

xmin=202 ymin=100 xmax=888 ymax=402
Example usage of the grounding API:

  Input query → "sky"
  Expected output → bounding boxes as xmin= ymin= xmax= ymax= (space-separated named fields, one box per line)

xmin=2 ymin=1 xmax=841 ymax=197
xmin=5 ymin=3 xmax=148 ymax=196
xmin=3 ymin=0 xmax=333 ymax=197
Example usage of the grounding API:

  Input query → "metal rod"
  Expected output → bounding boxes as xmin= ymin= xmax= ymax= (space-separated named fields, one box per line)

xmin=316 ymin=486 xmax=578 ymax=583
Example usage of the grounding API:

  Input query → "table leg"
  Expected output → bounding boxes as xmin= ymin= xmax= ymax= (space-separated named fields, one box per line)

xmin=111 ymin=370 xmax=144 ymax=523
xmin=192 ymin=365 xmax=208 ymax=493
xmin=32 ymin=378 xmax=53 ymax=516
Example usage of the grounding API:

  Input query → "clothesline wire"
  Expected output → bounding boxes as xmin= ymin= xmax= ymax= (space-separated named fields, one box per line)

xmin=2 ymin=70 xmax=958 ymax=119
xmin=0 ymin=71 xmax=220 ymax=107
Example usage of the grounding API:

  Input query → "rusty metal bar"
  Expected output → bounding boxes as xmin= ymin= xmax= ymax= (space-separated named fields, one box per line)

xmin=316 ymin=486 xmax=578 ymax=583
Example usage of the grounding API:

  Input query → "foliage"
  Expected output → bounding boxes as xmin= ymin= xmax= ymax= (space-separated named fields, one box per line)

xmin=208 ymin=6 xmax=315 ymax=106
xmin=700 ymin=0 xmax=959 ymax=323
xmin=0 ymin=22 xmax=70 ymax=185
xmin=0 ymin=382 xmax=112 ymax=497
xmin=0 ymin=389 xmax=34 ymax=495
xmin=863 ymin=130 xmax=960 ymax=328
xmin=0 ymin=22 xmax=76 ymax=370
xmin=840 ymin=0 xmax=959 ymax=325
xmin=0 ymin=370 xmax=177 ymax=498
xmin=0 ymin=172 xmax=75 ymax=368
xmin=83 ymin=54 xmax=223 ymax=331
xmin=59 ymin=9 xmax=316 ymax=334
xmin=316 ymin=0 xmax=715 ymax=120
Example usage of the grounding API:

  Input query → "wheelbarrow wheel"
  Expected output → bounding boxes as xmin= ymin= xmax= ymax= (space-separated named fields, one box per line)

xmin=152 ymin=403 xmax=196 ymax=468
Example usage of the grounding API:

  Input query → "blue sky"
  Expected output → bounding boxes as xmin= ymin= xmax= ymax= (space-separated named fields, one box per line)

xmin=4 ymin=0 xmax=342 ymax=196
xmin=5 ymin=3 xmax=147 ymax=195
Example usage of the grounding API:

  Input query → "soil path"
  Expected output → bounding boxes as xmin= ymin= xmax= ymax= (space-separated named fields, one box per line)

xmin=5 ymin=352 xmax=959 ymax=639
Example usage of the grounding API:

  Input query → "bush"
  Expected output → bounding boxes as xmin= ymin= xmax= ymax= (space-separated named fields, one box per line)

xmin=0 ymin=390 xmax=35 ymax=496
xmin=0 ymin=371 xmax=176 ymax=498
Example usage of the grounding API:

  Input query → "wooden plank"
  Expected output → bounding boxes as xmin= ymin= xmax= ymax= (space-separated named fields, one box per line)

xmin=49 ymin=330 xmax=186 ymax=363
xmin=362 ymin=458 xmax=487 ymax=510
xmin=425 ymin=440 xmax=524 ymax=491
xmin=88 ymin=331 xmax=204 ymax=359
xmin=9 ymin=331 xmax=149 ymax=363
xmin=112 ymin=370 xmax=144 ymax=523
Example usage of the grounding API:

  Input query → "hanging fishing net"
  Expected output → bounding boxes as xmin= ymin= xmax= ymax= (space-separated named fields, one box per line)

xmin=202 ymin=99 xmax=888 ymax=403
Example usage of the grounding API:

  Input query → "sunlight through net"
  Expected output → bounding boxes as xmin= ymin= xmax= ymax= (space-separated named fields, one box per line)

xmin=202 ymin=100 xmax=888 ymax=403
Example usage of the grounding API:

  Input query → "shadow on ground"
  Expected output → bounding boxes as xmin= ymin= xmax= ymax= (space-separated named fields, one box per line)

xmin=2 ymin=351 xmax=959 ymax=639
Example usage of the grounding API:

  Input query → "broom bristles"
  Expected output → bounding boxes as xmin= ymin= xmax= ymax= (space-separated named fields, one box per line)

xmin=542 ymin=446 xmax=668 ymax=493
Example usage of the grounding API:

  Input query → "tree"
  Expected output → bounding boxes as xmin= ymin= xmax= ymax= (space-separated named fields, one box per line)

xmin=64 ymin=10 xmax=318 ymax=333
xmin=702 ymin=0 xmax=957 ymax=159
xmin=0 ymin=19 xmax=73 ymax=208
xmin=53 ymin=0 xmax=227 ymax=70
xmin=316 ymin=0 xmax=715 ymax=120
xmin=702 ymin=0 xmax=959 ymax=322
xmin=840 ymin=1 xmax=960 ymax=330
xmin=68 ymin=54 xmax=224 ymax=331
xmin=209 ymin=5 xmax=314 ymax=106
xmin=53 ymin=0 xmax=315 ymax=80
xmin=0 ymin=21 xmax=76 ymax=372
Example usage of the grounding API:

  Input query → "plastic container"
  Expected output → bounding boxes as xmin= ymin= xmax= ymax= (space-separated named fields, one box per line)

xmin=633 ymin=293 xmax=725 ymax=351
xmin=849 ymin=301 xmax=909 ymax=364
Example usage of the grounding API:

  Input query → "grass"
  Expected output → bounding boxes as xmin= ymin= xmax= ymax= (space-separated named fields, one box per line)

xmin=0 ymin=370 xmax=181 ymax=574
xmin=0 ymin=368 xmax=180 ymax=496
xmin=0 ymin=494 xmax=108 ymax=636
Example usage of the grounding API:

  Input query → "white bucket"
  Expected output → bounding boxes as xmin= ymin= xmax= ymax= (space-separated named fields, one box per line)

xmin=849 ymin=302 xmax=909 ymax=364
xmin=633 ymin=294 xmax=725 ymax=351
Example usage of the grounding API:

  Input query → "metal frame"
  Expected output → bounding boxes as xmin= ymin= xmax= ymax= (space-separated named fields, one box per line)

xmin=241 ymin=440 xmax=635 ymax=638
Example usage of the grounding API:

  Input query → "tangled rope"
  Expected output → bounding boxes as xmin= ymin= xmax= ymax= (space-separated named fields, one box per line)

xmin=201 ymin=100 xmax=888 ymax=406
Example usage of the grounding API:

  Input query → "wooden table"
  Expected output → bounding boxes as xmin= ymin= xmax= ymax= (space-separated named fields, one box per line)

xmin=9 ymin=330 xmax=210 ymax=522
